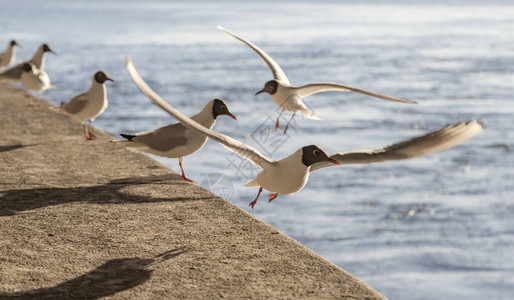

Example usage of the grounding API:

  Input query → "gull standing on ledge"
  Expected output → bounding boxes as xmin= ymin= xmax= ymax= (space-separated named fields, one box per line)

xmin=118 ymin=98 xmax=236 ymax=182
xmin=0 ymin=40 xmax=20 ymax=70
xmin=218 ymin=26 xmax=416 ymax=134
xmin=20 ymin=62 xmax=54 ymax=106
xmin=52 ymin=71 xmax=113 ymax=140
xmin=0 ymin=43 xmax=55 ymax=82
xmin=125 ymin=57 xmax=482 ymax=208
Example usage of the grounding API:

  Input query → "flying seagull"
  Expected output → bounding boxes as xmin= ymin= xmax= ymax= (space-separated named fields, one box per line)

xmin=218 ymin=26 xmax=416 ymax=133
xmin=125 ymin=57 xmax=482 ymax=208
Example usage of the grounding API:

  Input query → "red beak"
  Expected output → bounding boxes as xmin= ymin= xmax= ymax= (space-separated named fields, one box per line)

xmin=327 ymin=158 xmax=340 ymax=165
xmin=228 ymin=113 xmax=237 ymax=120
xmin=106 ymin=77 xmax=114 ymax=82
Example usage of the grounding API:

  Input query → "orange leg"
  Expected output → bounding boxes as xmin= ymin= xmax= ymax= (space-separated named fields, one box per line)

xmin=86 ymin=120 xmax=96 ymax=140
xmin=283 ymin=112 xmax=296 ymax=134
xmin=268 ymin=193 xmax=279 ymax=203
xmin=275 ymin=109 xmax=284 ymax=130
xmin=249 ymin=187 xmax=263 ymax=209
xmin=179 ymin=157 xmax=194 ymax=182
xmin=82 ymin=123 xmax=89 ymax=139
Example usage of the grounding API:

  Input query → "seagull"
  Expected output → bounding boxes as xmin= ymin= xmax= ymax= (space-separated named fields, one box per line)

xmin=0 ymin=40 xmax=20 ymax=69
xmin=118 ymin=98 xmax=237 ymax=182
xmin=20 ymin=62 xmax=54 ymax=105
xmin=0 ymin=43 xmax=55 ymax=82
xmin=125 ymin=57 xmax=483 ymax=208
xmin=218 ymin=26 xmax=416 ymax=134
xmin=52 ymin=71 xmax=113 ymax=140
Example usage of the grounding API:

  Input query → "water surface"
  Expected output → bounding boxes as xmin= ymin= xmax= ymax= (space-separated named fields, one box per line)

xmin=1 ymin=1 xmax=513 ymax=299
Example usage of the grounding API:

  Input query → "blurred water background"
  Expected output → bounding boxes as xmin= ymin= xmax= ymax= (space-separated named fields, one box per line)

xmin=1 ymin=1 xmax=513 ymax=299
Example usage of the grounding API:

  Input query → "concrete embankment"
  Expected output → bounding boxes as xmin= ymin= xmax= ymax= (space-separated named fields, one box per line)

xmin=0 ymin=82 xmax=386 ymax=299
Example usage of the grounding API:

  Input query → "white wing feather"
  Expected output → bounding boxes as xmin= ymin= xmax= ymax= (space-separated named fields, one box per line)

xmin=218 ymin=26 xmax=290 ymax=85
xmin=294 ymin=83 xmax=416 ymax=104
xmin=310 ymin=120 xmax=483 ymax=172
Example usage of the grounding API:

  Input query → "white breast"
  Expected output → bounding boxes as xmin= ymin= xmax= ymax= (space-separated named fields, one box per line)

xmin=254 ymin=149 xmax=310 ymax=195
xmin=271 ymin=82 xmax=304 ymax=112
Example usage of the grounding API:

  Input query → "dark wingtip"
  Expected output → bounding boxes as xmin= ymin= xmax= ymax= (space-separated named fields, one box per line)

xmin=120 ymin=133 xmax=136 ymax=141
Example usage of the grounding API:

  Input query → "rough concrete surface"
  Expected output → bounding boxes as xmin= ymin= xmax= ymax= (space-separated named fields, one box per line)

xmin=0 ymin=82 xmax=386 ymax=299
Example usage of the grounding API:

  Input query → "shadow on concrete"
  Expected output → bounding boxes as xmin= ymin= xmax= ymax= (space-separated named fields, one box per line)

xmin=0 ymin=247 xmax=187 ymax=299
xmin=152 ymin=246 xmax=189 ymax=264
xmin=0 ymin=174 xmax=210 ymax=216
xmin=0 ymin=144 xmax=38 ymax=153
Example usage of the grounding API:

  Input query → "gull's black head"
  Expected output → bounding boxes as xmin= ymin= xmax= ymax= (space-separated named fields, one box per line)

xmin=255 ymin=80 xmax=278 ymax=96
xmin=10 ymin=40 xmax=19 ymax=47
xmin=21 ymin=63 xmax=33 ymax=72
xmin=212 ymin=98 xmax=237 ymax=120
xmin=94 ymin=71 xmax=114 ymax=84
xmin=301 ymin=145 xmax=340 ymax=167
xmin=42 ymin=44 xmax=56 ymax=54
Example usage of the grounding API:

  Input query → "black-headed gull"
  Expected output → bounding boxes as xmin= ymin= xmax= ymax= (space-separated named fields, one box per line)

xmin=52 ymin=71 xmax=113 ymax=140
xmin=0 ymin=43 xmax=55 ymax=82
xmin=218 ymin=26 xmax=416 ymax=133
xmin=0 ymin=40 xmax=19 ymax=69
xmin=125 ymin=57 xmax=483 ymax=208
xmin=119 ymin=98 xmax=236 ymax=182
xmin=20 ymin=62 xmax=54 ymax=105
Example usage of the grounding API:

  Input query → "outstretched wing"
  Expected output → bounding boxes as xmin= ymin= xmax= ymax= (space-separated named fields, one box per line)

xmin=294 ymin=83 xmax=416 ymax=104
xmin=218 ymin=26 xmax=290 ymax=85
xmin=310 ymin=120 xmax=482 ymax=172
xmin=125 ymin=57 xmax=275 ymax=168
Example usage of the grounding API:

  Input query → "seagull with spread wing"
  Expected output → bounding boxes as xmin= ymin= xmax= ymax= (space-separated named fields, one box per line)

xmin=218 ymin=26 xmax=416 ymax=134
xmin=125 ymin=57 xmax=482 ymax=209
